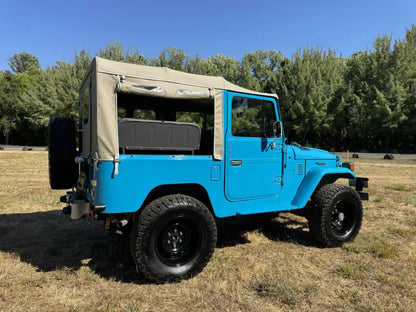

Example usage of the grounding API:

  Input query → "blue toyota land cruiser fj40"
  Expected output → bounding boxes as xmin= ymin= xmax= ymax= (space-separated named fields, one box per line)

xmin=49 ymin=57 xmax=368 ymax=283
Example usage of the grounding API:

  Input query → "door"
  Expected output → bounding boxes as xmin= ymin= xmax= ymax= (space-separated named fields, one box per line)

xmin=225 ymin=92 xmax=283 ymax=201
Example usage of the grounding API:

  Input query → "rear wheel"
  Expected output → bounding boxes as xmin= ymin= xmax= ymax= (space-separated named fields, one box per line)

xmin=130 ymin=194 xmax=217 ymax=283
xmin=48 ymin=117 xmax=77 ymax=189
xmin=308 ymin=184 xmax=362 ymax=247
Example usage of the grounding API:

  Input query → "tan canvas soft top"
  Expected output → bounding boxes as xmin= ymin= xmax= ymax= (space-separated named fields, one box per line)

xmin=80 ymin=57 xmax=278 ymax=162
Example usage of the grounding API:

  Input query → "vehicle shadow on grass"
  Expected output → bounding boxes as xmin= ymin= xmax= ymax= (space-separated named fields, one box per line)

xmin=0 ymin=210 xmax=149 ymax=284
xmin=216 ymin=213 xmax=315 ymax=248
xmin=261 ymin=213 xmax=315 ymax=246
xmin=0 ymin=211 xmax=315 ymax=285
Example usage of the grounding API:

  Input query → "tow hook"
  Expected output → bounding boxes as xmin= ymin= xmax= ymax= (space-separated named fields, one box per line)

xmin=63 ymin=206 xmax=71 ymax=215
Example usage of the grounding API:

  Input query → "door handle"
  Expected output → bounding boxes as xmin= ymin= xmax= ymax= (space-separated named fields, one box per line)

xmin=230 ymin=160 xmax=242 ymax=166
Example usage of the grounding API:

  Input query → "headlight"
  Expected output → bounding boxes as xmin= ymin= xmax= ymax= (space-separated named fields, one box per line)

xmin=336 ymin=155 xmax=342 ymax=167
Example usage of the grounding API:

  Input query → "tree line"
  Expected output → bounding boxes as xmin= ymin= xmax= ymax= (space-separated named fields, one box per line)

xmin=1 ymin=26 xmax=415 ymax=152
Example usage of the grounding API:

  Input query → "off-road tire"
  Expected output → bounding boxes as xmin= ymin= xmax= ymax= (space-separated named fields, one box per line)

xmin=130 ymin=194 xmax=217 ymax=283
xmin=48 ymin=117 xmax=77 ymax=189
xmin=308 ymin=184 xmax=362 ymax=247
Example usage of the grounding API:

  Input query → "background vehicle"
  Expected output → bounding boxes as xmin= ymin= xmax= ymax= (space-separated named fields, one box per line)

xmin=49 ymin=57 xmax=368 ymax=283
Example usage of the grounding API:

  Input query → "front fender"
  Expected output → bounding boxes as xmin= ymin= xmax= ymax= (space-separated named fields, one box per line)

xmin=290 ymin=167 xmax=356 ymax=209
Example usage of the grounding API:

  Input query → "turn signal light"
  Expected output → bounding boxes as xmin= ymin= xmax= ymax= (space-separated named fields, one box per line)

xmin=342 ymin=162 xmax=354 ymax=171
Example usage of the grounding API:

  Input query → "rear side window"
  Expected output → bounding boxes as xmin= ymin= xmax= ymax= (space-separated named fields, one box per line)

xmin=176 ymin=112 xmax=213 ymax=130
xmin=81 ymin=81 xmax=90 ymax=125
xmin=117 ymin=108 xmax=156 ymax=121
xmin=231 ymin=97 xmax=276 ymax=137
xmin=133 ymin=109 xmax=156 ymax=120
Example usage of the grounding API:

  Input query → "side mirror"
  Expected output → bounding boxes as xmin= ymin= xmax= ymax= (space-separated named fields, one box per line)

xmin=273 ymin=121 xmax=282 ymax=138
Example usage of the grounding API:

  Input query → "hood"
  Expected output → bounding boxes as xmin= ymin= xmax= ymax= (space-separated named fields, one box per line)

xmin=289 ymin=144 xmax=337 ymax=161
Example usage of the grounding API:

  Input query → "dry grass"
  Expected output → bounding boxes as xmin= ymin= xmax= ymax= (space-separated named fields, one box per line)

xmin=0 ymin=151 xmax=415 ymax=311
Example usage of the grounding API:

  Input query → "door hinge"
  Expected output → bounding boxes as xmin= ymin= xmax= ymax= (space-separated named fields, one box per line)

xmin=274 ymin=177 xmax=283 ymax=185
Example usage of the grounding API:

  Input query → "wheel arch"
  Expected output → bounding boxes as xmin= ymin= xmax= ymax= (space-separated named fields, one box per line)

xmin=138 ymin=183 xmax=215 ymax=217
xmin=290 ymin=167 xmax=356 ymax=209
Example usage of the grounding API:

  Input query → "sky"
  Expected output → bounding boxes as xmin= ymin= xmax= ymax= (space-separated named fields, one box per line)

xmin=0 ymin=0 xmax=415 ymax=71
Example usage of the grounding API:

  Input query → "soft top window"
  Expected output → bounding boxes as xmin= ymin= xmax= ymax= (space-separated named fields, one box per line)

xmin=117 ymin=92 xmax=215 ymax=155
xmin=117 ymin=93 xmax=213 ymax=129
xmin=80 ymin=79 xmax=90 ymax=126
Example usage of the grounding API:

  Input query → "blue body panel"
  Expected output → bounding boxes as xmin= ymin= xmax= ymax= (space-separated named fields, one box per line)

xmin=290 ymin=167 xmax=355 ymax=208
xmin=94 ymin=155 xmax=285 ymax=218
xmin=95 ymin=155 xmax=222 ymax=214
xmin=88 ymin=90 xmax=356 ymax=218
xmin=92 ymin=155 xmax=353 ymax=217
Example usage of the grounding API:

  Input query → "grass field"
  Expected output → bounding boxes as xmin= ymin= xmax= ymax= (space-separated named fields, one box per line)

xmin=0 ymin=151 xmax=415 ymax=312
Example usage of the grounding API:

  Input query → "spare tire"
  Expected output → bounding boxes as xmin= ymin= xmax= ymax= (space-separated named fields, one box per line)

xmin=48 ymin=117 xmax=77 ymax=189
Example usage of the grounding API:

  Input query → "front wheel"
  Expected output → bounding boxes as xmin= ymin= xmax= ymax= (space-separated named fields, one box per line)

xmin=308 ymin=184 xmax=362 ymax=247
xmin=130 ymin=194 xmax=217 ymax=283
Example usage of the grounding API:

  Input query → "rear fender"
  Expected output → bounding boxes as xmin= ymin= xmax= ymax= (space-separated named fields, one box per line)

xmin=290 ymin=167 xmax=356 ymax=209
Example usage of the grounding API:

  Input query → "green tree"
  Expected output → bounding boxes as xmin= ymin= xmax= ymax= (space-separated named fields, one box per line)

xmin=344 ymin=35 xmax=408 ymax=151
xmin=8 ymin=52 xmax=41 ymax=73
xmin=240 ymin=50 xmax=283 ymax=93
xmin=392 ymin=25 xmax=416 ymax=152
xmin=151 ymin=47 xmax=186 ymax=70
xmin=2 ymin=28 xmax=414 ymax=150
xmin=98 ymin=41 xmax=147 ymax=65
xmin=0 ymin=70 xmax=37 ymax=144
xmin=184 ymin=54 xmax=240 ymax=84
xmin=13 ymin=48 xmax=92 ymax=145
xmin=278 ymin=48 xmax=345 ymax=147
xmin=184 ymin=53 xmax=208 ymax=74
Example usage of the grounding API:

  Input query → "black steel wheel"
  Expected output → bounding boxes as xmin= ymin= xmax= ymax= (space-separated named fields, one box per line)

xmin=130 ymin=194 xmax=217 ymax=283
xmin=330 ymin=200 xmax=356 ymax=239
xmin=308 ymin=184 xmax=362 ymax=247
xmin=157 ymin=217 xmax=199 ymax=266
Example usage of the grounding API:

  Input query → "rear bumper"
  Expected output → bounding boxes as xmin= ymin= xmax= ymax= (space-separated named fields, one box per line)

xmin=61 ymin=192 xmax=105 ymax=219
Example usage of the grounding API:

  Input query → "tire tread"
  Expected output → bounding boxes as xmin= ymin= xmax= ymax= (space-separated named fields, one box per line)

xmin=308 ymin=184 xmax=362 ymax=247
xmin=130 ymin=194 xmax=216 ymax=283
